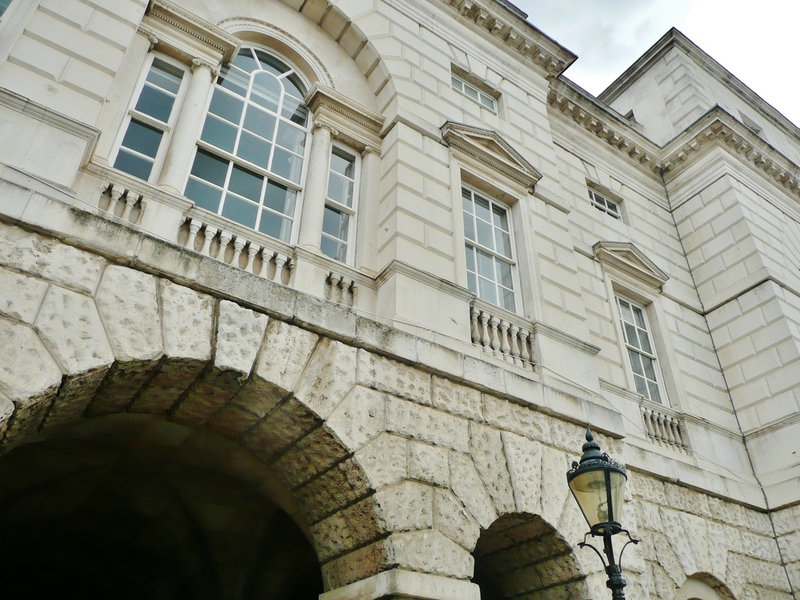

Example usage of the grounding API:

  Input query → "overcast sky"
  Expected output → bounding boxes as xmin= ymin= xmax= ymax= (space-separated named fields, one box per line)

xmin=512 ymin=0 xmax=800 ymax=127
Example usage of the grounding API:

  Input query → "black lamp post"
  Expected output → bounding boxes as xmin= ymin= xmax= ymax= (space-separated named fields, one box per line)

xmin=566 ymin=428 xmax=639 ymax=600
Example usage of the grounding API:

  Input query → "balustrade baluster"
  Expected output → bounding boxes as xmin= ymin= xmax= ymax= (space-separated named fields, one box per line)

xmin=519 ymin=329 xmax=530 ymax=365
xmin=200 ymin=226 xmax=217 ymax=257
xmin=217 ymin=230 xmax=233 ymax=261
xmin=246 ymin=244 xmax=259 ymax=274
xmin=231 ymin=237 xmax=245 ymax=267
xmin=489 ymin=316 xmax=501 ymax=357
xmin=479 ymin=312 xmax=490 ymax=352
xmin=274 ymin=253 xmax=287 ymax=283
xmin=509 ymin=324 xmax=520 ymax=366
xmin=499 ymin=320 xmax=511 ymax=358
xmin=186 ymin=218 xmax=201 ymax=250
xmin=109 ymin=185 xmax=124 ymax=214
xmin=470 ymin=307 xmax=481 ymax=344
xmin=121 ymin=193 xmax=139 ymax=222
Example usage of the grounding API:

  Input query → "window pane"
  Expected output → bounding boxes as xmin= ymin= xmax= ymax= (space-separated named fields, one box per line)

xmin=258 ymin=211 xmax=291 ymax=242
xmin=647 ymin=381 xmax=661 ymax=403
xmin=251 ymin=72 xmax=281 ymax=112
xmin=264 ymin=181 xmax=296 ymax=216
xmin=492 ymin=205 xmax=508 ymax=230
xmin=282 ymin=96 xmax=308 ymax=126
xmin=327 ymin=172 xmax=354 ymax=207
xmin=255 ymin=50 xmax=291 ymax=76
xmin=148 ymin=60 xmax=182 ymax=94
xmin=500 ymin=288 xmax=515 ymax=312
xmin=218 ymin=65 xmax=249 ymax=97
xmin=190 ymin=149 xmax=229 ymax=186
xmin=633 ymin=374 xmax=648 ymax=397
xmin=480 ymin=94 xmax=495 ymax=110
xmin=120 ymin=120 xmax=162 ymax=158
xmin=628 ymin=349 xmax=643 ymax=375
xmin=465 ymin=85 xmax=479 ymax=101
xmin=184 ymin=178 xmax=221 ymax=212
xmin=322 ymin=205 xmax=349 ymax=240
xmin=476 ymin=219 xmax=493 ymax=249
xmin=462 ymin=190 xmax=473 ymax=213
xmin=497 ymin=261 xmax=513 ymax=288
xmin=618 ymin=299 xmax=633 ymax=322
xmin=624 ymin=323 xmax=640 ymax=348
xmin=642 ymin=356 xmax=657 ymax=380
xmin=474 ymin=195 xmax=491 ymax=222
xmin=495 ymin=229 xmax=511 ymax=257
xmin=465 ymin=245 xmax=475 ymax=271
xmin=478 ymin=277 xmax=497 ymax=305
xmin=201 ymin=115 xmax=237 ymax=152
xmin=632 ymin=306 xmax=646 ymax=328
xmin=208 ymin=89 xmax=243 ymax=124
xmin=243 ymin=106 xmax=276 ymax=139
xmin=467 ymin=272 xmax=477 ymax=293
xmin=321 ymin=235 xmax=347 ymax=263
xmin=283 ymin=73 xmax=306 ymax=100
xmin=276 ymin=121 xmax=306 ymax=154
xmin=271 ymin=147 xmax=303 ymax=183
xmin=463 ymin=212 xmax=475 ymax=241
xmin=222 ymin=194 xmax=258 ymax=228
xmin=330 ymin=148 xmax=355 ymax=177
xmin=228 ymin=165 xmax=263 ymax=202
xmin=114 ymin=149 xmax=153 ymax=180
xmin=232 ymin=48 xmax=259 ymax=73
xmin=476 ymin=249 xmax=494 ymax=279
xmin=135 ymin=85 xmax=175 ymax=122
xmin=236 ymin=132 xmax=272 ymax=169
xmin=639 ymin=330 xmax=653 ymax=354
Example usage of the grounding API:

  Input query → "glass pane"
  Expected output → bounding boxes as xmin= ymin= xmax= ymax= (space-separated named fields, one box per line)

xmin=463 ymin=212 xmax=475 ymax=241
xmin=200 ymin=115 xmax=237 ymax=152
xmin=190 ymin=149 xmax=229 ymax=186
xmin=500 ymin=288 xmax=515 ymax=312
xmin=276 ymin=121 xmax=306 ymax=154
xmin=243 ymin=106 xmax=276 ymax=139
xmin=135 ymin=85 xmax=175 ymax=122
xmin=228 ymin=164 xmax=263 ymax=202
xmin=628 ymin=349 xmax=643 ymax=375
xmin=222 ymin=194 xmax=258 ymax=228
xmin=476 ymin=219 xmax=493 ymax=249
xmin=642 ymin=355 xmax=657 ymax=380
xmin=236 ymin=132 xmax=271 ymax=169
xmin=639 ymin=330 xmax=653 ymax=354
xmin=633 ymin=374 xmax=648 ymax=397
xmin=271 ymin=147 xmax=303 ymax=183
xmin=120 ymin=120 xmax=162 ymax=158
xmin=113 ymin=149 xmax=152 ymax=180
xmin=263 ymin=181 xmax=296 ymax=216
xmin=466 ymin=272 xmax=476 ymax=293
xmin=251 ymin=72 xmax=281 ymax=112
xmin=647 ymin=381 xmax=661 ymax=403
xmin=465 ymin=85 xmax=479 ymax=101
xmin=282 ymin=96 xmax=308 ymax=126
xmin=218 ymin=65 xmax=249 ymax=97
xmin=148 ymin=60 xmax=182 ymax=94
xmin=451 ymin=76 xmax=462 ymax=91
xmin=232 ymin=48 xmax=259 ymax=73
xmin=462 ymin=190 xmax=473 ymax=212
xmin=624 ymin=323 xmax=639 ymax=348
xmin=330 ymin=148 xmax=355 ymax=177
xmin=478 ymin=277 xmax=497 ymax=305
xmin=208 ymin=89 xmax=243 ymax=123
xmin=321 ymin=235 xmax=347 ymax=263
xmin=255 ymin=50 xmax=290 ymax=76
xmin=632 ymin=306 xmax=646 ymax=328
xmin=618 ymin=299 xmax=633 ymax=322
xmin=465 ymin=245 xmax=475 ymax=271
xmin=258 ymin=211 xmax=291 ymax=242
xmin=492 ymin=205 xmax=508 ymax=230
xmin=480 ymin=94 xmax=495 ymax=110
xmin=474 ymin=195 xmax=491 ymax=222
xmin=322 ymin=205 xmax=349 ymax=240
xmin=476 ymin=249 xmax=494 ymax=279
xmin=184 ymin=178 xmax=221 ymax=212
xmin=283 ymin=73 xmax=306 ymax=99
xmin=497 ymin=261 xmax=513 ymax=288
xmin=495 ymin=230 xmax=511 ymax=257
xmin=327 ymin=172 xmax=354 ymax=207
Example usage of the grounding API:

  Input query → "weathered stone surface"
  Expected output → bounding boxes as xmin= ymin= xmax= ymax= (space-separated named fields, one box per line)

xmin=86 ymin=360 xmax=161 ymax=415
xmin=375 ymin=481 xmax=433 ymax=532
xmin=129 ymin=358 xmax=206 ymax=415
xmin=294 ymin=338 xmax=357 ymax=419
xmin=0 ymin=223 xmax=105 ymax=293
xmin=256 ymin=319 xmax=318 ymax=391
xmin=321 ymin=539 xmax=394 ymax=591
xmin=240 ymin=397 xmax=319 ymax=462
xmin=433 ymin=488 xmax=480 ymax=551
xmin=295 ymin=459 xmax=369 ymax=523
xmin=171 ymin=369 xmax=244 ymax=426
xmin=660 ymin=507 xmax=697 ymax=576
xmin=160 ymin=280 xmax=213 ymax=360
xmin=469 ymin=423 xmax=515 ymax=515
xmin=312 ymin=496 xmax=385 ymax=561
xmin=357 ymin=349 xmax=431 ymax=404
xmin=539 ymin=444 xmax=569 ymax=527
xmin=35 ymin=286 xmax=113 ymax=374
xmin=483 ymin=394 xmax=548 ymax=440
xmin=0 ymin=266 xmax=47 ymax=324
xmin=44 ymin=368 xmax=109 ymax=426
xmin=0 ymin=319 xmax=61 ymax=401
xmin=391 ymin=529 xmax=474 ymax=579
xmin=502 ymin=431 xmax=542 ymax=514
xmin=216 ymin=300 xmax=268 ymax=373
xmin=273 ymin=426 xmax=349 ymax=489
xmin=327 ymin=385 xmax=386 ymax=450
xmin=386 ymin=397 xmax=468 ymax=452
xmin=408 ymin=440 xmax=449 ymax=486
xmin=431 ymin=375 xmax=482 ymax=421
xmin=354 ymin=433 xmax=407 ymax=489
xmin=95 ymin=266 xmax=162 ymax=361
xmin=449 ymin=451 xmax=497 ymax=528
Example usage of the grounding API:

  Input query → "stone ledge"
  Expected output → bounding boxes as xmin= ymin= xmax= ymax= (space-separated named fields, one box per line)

xmin=319 ymin=568 xmax=480 ymax=600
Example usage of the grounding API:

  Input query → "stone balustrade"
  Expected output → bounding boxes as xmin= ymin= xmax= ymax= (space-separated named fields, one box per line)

xmin=181 ymin=214 xmax=292 ymax=285
xmin=99 ymin=182 xmax=145 ymax=225
xmin=640 ymin=404 xmax=690 ymax=452
xmin=469 ymin=300 xmax=534 ymax=368
xmin=325 ymin=271 xmax=356 ymax=306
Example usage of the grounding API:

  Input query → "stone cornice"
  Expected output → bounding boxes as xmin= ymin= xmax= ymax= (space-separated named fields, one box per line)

xmin=306 ymin=84 xmax=384 ymax=153
xmin=376 ymin=260 xmax=476 ymax=302
xmin=140 ymin=0 xmax=240 ymax=64
xmin=532 ymin=322 xmax=600 ymax=356
xmin=593 ymin=241 xmax=669 ymax=290
xmin=441 ymin=121 xmax=541 ymax=191
xmin=438 ymin=0 xmax=576 ymax=77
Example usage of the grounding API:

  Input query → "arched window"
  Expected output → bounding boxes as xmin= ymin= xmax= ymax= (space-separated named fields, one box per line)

xmin=183 ymin=47 xmax=310 ymax=243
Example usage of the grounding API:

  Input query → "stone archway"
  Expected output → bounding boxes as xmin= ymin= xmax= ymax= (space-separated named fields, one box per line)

xmin=676 ymin=573 xmax=737 ymax=600
xmin=472 ymin=513 xmax=589 ymax=599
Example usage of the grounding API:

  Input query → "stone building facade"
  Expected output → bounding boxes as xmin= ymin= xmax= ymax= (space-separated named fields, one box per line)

xmin=0 ymin=0 xmax=798 ymax=598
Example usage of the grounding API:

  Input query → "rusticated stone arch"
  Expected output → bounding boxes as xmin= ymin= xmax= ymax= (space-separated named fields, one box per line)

xmin=0 ymin=252 xmax=394 ymax=591
xmin=676 ymin=573 xmax=737 ymax=600
xmin=472 ymin=513 xmax=590 ymax=599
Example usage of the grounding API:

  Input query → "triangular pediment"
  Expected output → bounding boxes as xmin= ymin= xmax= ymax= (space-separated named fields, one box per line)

xmin=441 ymin=121 xmax=542 ymax=191
xmin=593 ymin=241 xmax=669 ymax=289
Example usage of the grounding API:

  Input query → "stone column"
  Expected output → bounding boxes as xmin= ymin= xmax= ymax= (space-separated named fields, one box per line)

xmin=355 ymin=145 xmax=380 ymax=275
xmin=297 ymin=121 xmax=336 ymax=251
xmin=157 ymin=58 xmax=216 ymax=195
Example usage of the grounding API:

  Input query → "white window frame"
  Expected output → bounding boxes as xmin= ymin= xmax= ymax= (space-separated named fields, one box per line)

xmin=462 ymin=185 xmax=519 ymax=312
xmin=183 ymin=45 xmax=313 ymax=245
xmin=451 ymin=73 xmax=497 ymax=113
xmin=615 ymin=295 xmax=667 ymax=404
xmin=109 ymin=53 xmax=189 ymax=183
xmin=321 ymin=142 xmax=360 ymax=264
xmin=588 ymin=187 xmax=622 ymax=220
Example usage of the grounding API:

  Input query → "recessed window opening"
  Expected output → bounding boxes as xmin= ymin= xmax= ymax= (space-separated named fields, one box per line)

xmin=184 ymin=46 xmax=310 ymax=243
xmin=451 ymin=73 xmax=497 ymax=113
xmin=617 ymin=296 xmax=664 ymax=403
xmin=588 ymin=187 xmax=621 ymax=220
xmin=321 ymin=145 xmax=358 ymax=263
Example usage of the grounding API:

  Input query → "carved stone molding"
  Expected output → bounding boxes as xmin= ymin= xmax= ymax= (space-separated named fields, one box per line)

xmin=441 ymin=121 xmax=541 ymax=191
xmin=593 ymin=241 xmax=669 ymax=290
xmin=306 ymin=84 xmax=384 ymax=153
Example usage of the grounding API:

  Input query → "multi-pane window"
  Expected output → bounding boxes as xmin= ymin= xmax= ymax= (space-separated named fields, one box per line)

xmin=617 ymin=297 xmax=663 ymax=403
xmin=113 ymin=57 xmax=185 ymax=181
xmin=588 ymin=188 xmax=621 ymax=219
xmin=184 ymin=47 xmax=309 ymax=243
xmin=321 ymin=146 xmax=358 ymax=262
xmin=451 ymin=74 xmax=496 ymax=112
xmin=462 ymin=187 xmax=516 ymax=311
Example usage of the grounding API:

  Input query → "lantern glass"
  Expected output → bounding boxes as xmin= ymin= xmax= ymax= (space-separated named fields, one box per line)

xmin=568 ymin=466 xmax=626 ymax=530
